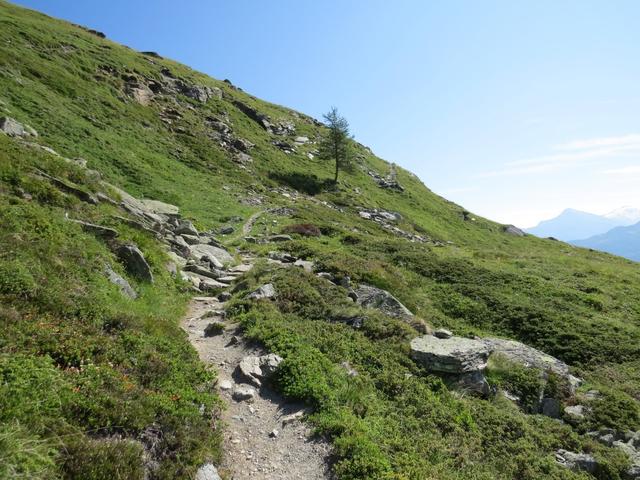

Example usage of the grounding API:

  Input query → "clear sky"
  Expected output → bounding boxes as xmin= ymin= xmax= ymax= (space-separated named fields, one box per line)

xmin=13 ymin=0 xmax=640 ymax=227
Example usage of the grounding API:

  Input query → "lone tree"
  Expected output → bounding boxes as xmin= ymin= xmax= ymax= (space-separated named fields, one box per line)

xmin=318 ymin=107 xmax=353 ymax=184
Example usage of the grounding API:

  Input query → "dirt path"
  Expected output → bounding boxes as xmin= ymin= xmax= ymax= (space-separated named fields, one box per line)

xmin=182 ymin=272 xmax=333 ymax=479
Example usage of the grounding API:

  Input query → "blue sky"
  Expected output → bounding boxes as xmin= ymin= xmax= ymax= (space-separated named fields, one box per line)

xmin=14 ymin=0 xmax=640 ymax=227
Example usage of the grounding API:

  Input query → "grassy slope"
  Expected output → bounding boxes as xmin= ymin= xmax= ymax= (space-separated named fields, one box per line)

xmin=0 ymin=1 xmax=639 ymax=478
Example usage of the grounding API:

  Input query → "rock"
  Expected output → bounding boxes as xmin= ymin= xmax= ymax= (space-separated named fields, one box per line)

xmin=269 ymin=429 xmax=279 ymax=438
xmin=434 ymin=328 xmax=453 ymax=339
xmin=70 ymin=219 xmax=118 ymax=240
xmin=232 ymin=386 xmax=256 ymax=402
xmin=268 ymin=251 xmax=296 ymax=263
xmin=229 ymin=263 xmax=253 ymax=273
xmin=481 ymin=337 xmax=581 ymax=392
xmin=340 ymin=361 xmax=358 ymax=377
xmin=204 ymin=322 xmax=224 ymax=337
xmin=504 ymin=225 xmax=525 ymax=236
xmin=218 ymin=226 xmax=234 ymax=235
xmin=180 ymin=271 xmax=202 ymax=290
xmin=104 ymin=264 xmax=137 ymax=299
xmin=195 ymin=463 xmax=222 ymax=480
xmin=281 ymin=411 xmax=304 ymax=427
xmin=316 ymin=272 xmax=335 ymax=281
xmin=168 ymin=235 xmax=191 ymax=257
xmin=218 ymin=380 xmax=233 ymax=391
xmin=183 ymin=263 xmax=224 ymax=280
xmin=246 ymin=283 xmax=276 ymax=301
xmin=584 ymin=389 xmax=601 ymax=401
xmin=564 ymin=405 xmax=587 ymax=421
xmin=181 ymin=234 xmax=201 ymax=245
xmin=294 ymin=259 xmax=314 ymax=273
xmin=455 ymin=371 xmax=490 ymax=397
xmin=116 ymin=244 xmax=154 ymax=283
xmin=190 ymin=244 xmax=234 ymax=266
xmin=555 ymin=449 xmax=598 ymax=473
xmin=410 ymin=335 xmax=491 ymax=374
xmin=266 ymin=234 xmax=293 ymax=242
xmin=175 ymin=220 xmax=198 ymax=236
xmin=294 ymin=136 xmax=309 ymax=144
xmin=354 ymin=284 xmax=413 ymax=318
xmin=236 ymin=354 xmax=283 ymax=387
xmin=138 ymin=199 xmax=180 ymax=216
xmin=199 ymin=277 xmax=228 ymax=292
xmin=218 ymin=292 xmax=232 ymax=302
xmin=0 ymin=116 xmax=32 ymax=137
xmin=541 ymin=397 xmax=561 ymax=418
xmin=36 ymin=170 xmax=98 ymax=204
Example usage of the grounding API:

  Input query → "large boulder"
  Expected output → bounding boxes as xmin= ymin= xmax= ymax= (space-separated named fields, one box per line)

xmin=410 ymin=335 xmax=490 ymax=374
xmin=245 ymin=283 xmax=276 ymax=300
xmin=481 ymin=337 xmax=581 ymax=392
xmin=0 ymin=116 xmax=36 ymax=137
xmin=189 ymin=244 xmax=234 ymax=266
xmin=116 ymin=244 xmax=154 ymax=283
xmin=354 ymin=284 xmax=413 ymax=318
xmin=236 ymin=354 xmax=283 ymax=387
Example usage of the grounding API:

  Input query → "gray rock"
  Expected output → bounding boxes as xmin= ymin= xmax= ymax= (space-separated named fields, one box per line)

xmin=281 ymin=411 xmax=304 ymax=427
xmin=218 ymin=292 xmax=232 ymax=302
xmin=564 ymin=405 xmax=587 ymax=421
xmin=183 ymin=263 xmax=224 ymax=280
xmin=199 ymin=277 xmax=229 ymax=292
xmin=316 ymin=272 xmax=335 ymax=281
xmin=70 ymin=219 xmax=118 ymax=240
xmin=246 ymin=283 xmax=276 ymax=301
xmin=116 ymin=244 xmax=154 ymax=283
xmin=204 ymin=322 xmax=224 ymax=337
xmin=180 ymin=234 xmax=201 ymax=245
xmin=138 ymin=198 xmax=180 ymax=216
xmin=268 ymin=251 xmax=297 ymax=263
xmin=218 ymin=225 xmax=235 ymax=235
xmin=434 ymin=328 xmax=453 ymax=339
xmin=175 ymin=220 xmax=198 ymax=236
xmin=410 ymin=335 xmax=490 ymax=374
xmin=555 ymin=449 xmax=598 ymax=473
xmin=455 ymin=371 xmax=490 ymax=397
xmin=504 ymin=225 xmax=525 ymax=236
xmin=481 ymin=337 xmax=581 ymax=392
xmin=541 ymin=397 xmax=561 ymax=418
xmin=218 ymin=380 xmax=233 ymax=391
xmin=269 ymin=429 xmax=279 ymax=438
xmin=189 ymin=243 xmax=233 ymax=266
xmin=354 ymin=284 xmax=413 ymax=318
xmin=195 ymin=464 xmax=221 ymax=480
xmin=0 ymin=116 xmax=30 ymax=137
xmin=104 ymin=264 xmax=137 ymax=299
xmin=266 ymin=234 xmax=293 ymax=242
xmin=236 ymin=354 xmax=283 ymax=387
xmin=232 ymin=386 xmax=256 ymax=402
xmin=294 ymin=259 xmax=314 ymax=272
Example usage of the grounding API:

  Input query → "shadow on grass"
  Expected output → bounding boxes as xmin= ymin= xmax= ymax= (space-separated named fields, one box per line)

xmin=269 ymin=171 xmax=334 ymax=195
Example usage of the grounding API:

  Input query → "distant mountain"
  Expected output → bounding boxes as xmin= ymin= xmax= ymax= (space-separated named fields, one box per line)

xmin=604 ymin=206 xmax=640 ymax=224
xmin=572 ymin=221 xmax=640 ymax=261
xmin=526 ymin=208 xmax=623 ymax=241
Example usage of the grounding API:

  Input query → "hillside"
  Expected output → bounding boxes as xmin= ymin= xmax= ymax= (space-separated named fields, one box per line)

xmin=1 ymin=2 xmax=640 ymax=479
xmin=574 ymin=222 xmax=640 ymax=262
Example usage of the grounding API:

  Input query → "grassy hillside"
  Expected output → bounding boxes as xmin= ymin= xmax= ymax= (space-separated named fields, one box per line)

xmin=1 ymin=1 xmax=639 ymax=479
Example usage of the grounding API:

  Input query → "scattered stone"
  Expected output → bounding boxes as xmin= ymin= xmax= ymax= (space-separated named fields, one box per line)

xmin=281 ymin=411 xmax=304 ymax=427
xmin=218 ymin=226 xmax=235 ymax=235
xmin=246 ymin=283 xmax=276 ymax=301
xmin=195 ymin=463 xmax=222 ymax=480
xmin=232 ymin=386 xmax=256 ymax=402
xmin=555 ymin=449 xmax=598 ymax=473
xmin=218 ymin=292 xmax=232 ymax=302
xmin=410 ymin=335 xmax=491 ymax=374
xmin=268 ymin=251 xmax=296 ymax=263
xmin=116 ymin=244 xmax=154 ymax=283
xmin=354 ymin=284 xmax=413 ymax=318
xmin=269 ymin=429 xmax=279 ymax=438
xmin=434 ymin=328 xmax=453 ymax=339
xmin=104 ymin=264 xmax=137 ymax=299
xmin=564 ymin=405 xmax=587 ymax=421
xmin=294 ymin=259 xmax=314 ymax=272
xmin=204 ymin=322 xmax=225 ymax=337
xmin=218 ymin=380 xmax=233 ymax=391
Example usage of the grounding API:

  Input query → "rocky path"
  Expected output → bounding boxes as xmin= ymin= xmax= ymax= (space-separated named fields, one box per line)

xmin=182 ymin=267 xmax=333 ymax=479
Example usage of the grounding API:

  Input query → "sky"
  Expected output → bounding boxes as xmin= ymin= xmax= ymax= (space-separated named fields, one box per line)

xmin=13 ymin=0 xmax=640 ymax=227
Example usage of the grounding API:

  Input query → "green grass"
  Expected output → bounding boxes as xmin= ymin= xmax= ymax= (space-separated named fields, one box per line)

xmin=0 ymin=0 xmax=639 ymax=478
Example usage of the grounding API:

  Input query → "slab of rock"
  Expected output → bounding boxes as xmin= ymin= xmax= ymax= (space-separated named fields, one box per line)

xmin=266 ymin=234 xmax=293 ymax=242
xmin=245 ymin=283 xmax=276 ymax=301
xmin=138 ymin=198 xmax=179 ymax=216
xmin=175 ymin=220 xmax=198 ymax=236
xmin=204 ymin=322 xmax=224 ymax=337
xmin=504 ymin=225 xmax=525 ymax=236
xmin=189 ymin=244 xmax=234 ymax=266
xmin=236 ymin=354 xmax=283 ymax=387
xmin=0 ymin=116 xmax=35 ymax=137
xmin=354 ymin=284 xmax=413 ymax=318
xmin=116 ymin=244 xmax=153 ymax=283
xmin=229 ymin=263 xmax=253 ymax=273
xmin=481 ymin=337 xmax=580 ymax=391
xmin=181 ymin=234 xmax=201 ymax=245
xmin=70 ymin=219 xmax=118 ymax=240
xmin=104 ymin=264 xmax=137 ymax=299
xmin=541 ymin=397 xmax=561 ymax=418
xmin=410 ymin=335 xmax=490 ymax=374
xmin=434 ymin=328 xmax=453 ymax=339
xmin=195 ymin=464 xmax=221 ymax=480
xmin=294 ymin=259 xmax=314 ymax=272
xmin=555 ymin=449 xmax=598 ymax=473
xmin=183 ymin=263 xmax=224 ymax=280
xmin=564 ymin=405 xmax=587 ymax=421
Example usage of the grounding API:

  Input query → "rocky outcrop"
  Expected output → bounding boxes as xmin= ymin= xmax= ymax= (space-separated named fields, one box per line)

xmin=504 ymin=225 xmax=525 ymax=237
xmin=357 ymin=208 xmax=428 ymax=243
xmin=246 ymin=284 xmax=276 ymax=301
xmin=0 ymin=116 xmax=37 ymax=137
xmin=189 ymin=243 xmax=234 ymax=266
xmin=354 ymin=284 xmax=413 ymax=318
xmin=410 ymin=335 xmax=491 ymax=374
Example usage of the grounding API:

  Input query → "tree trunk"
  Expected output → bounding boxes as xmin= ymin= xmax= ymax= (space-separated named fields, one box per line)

xmin=334 ymin=158 xmax=339 ymax=183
